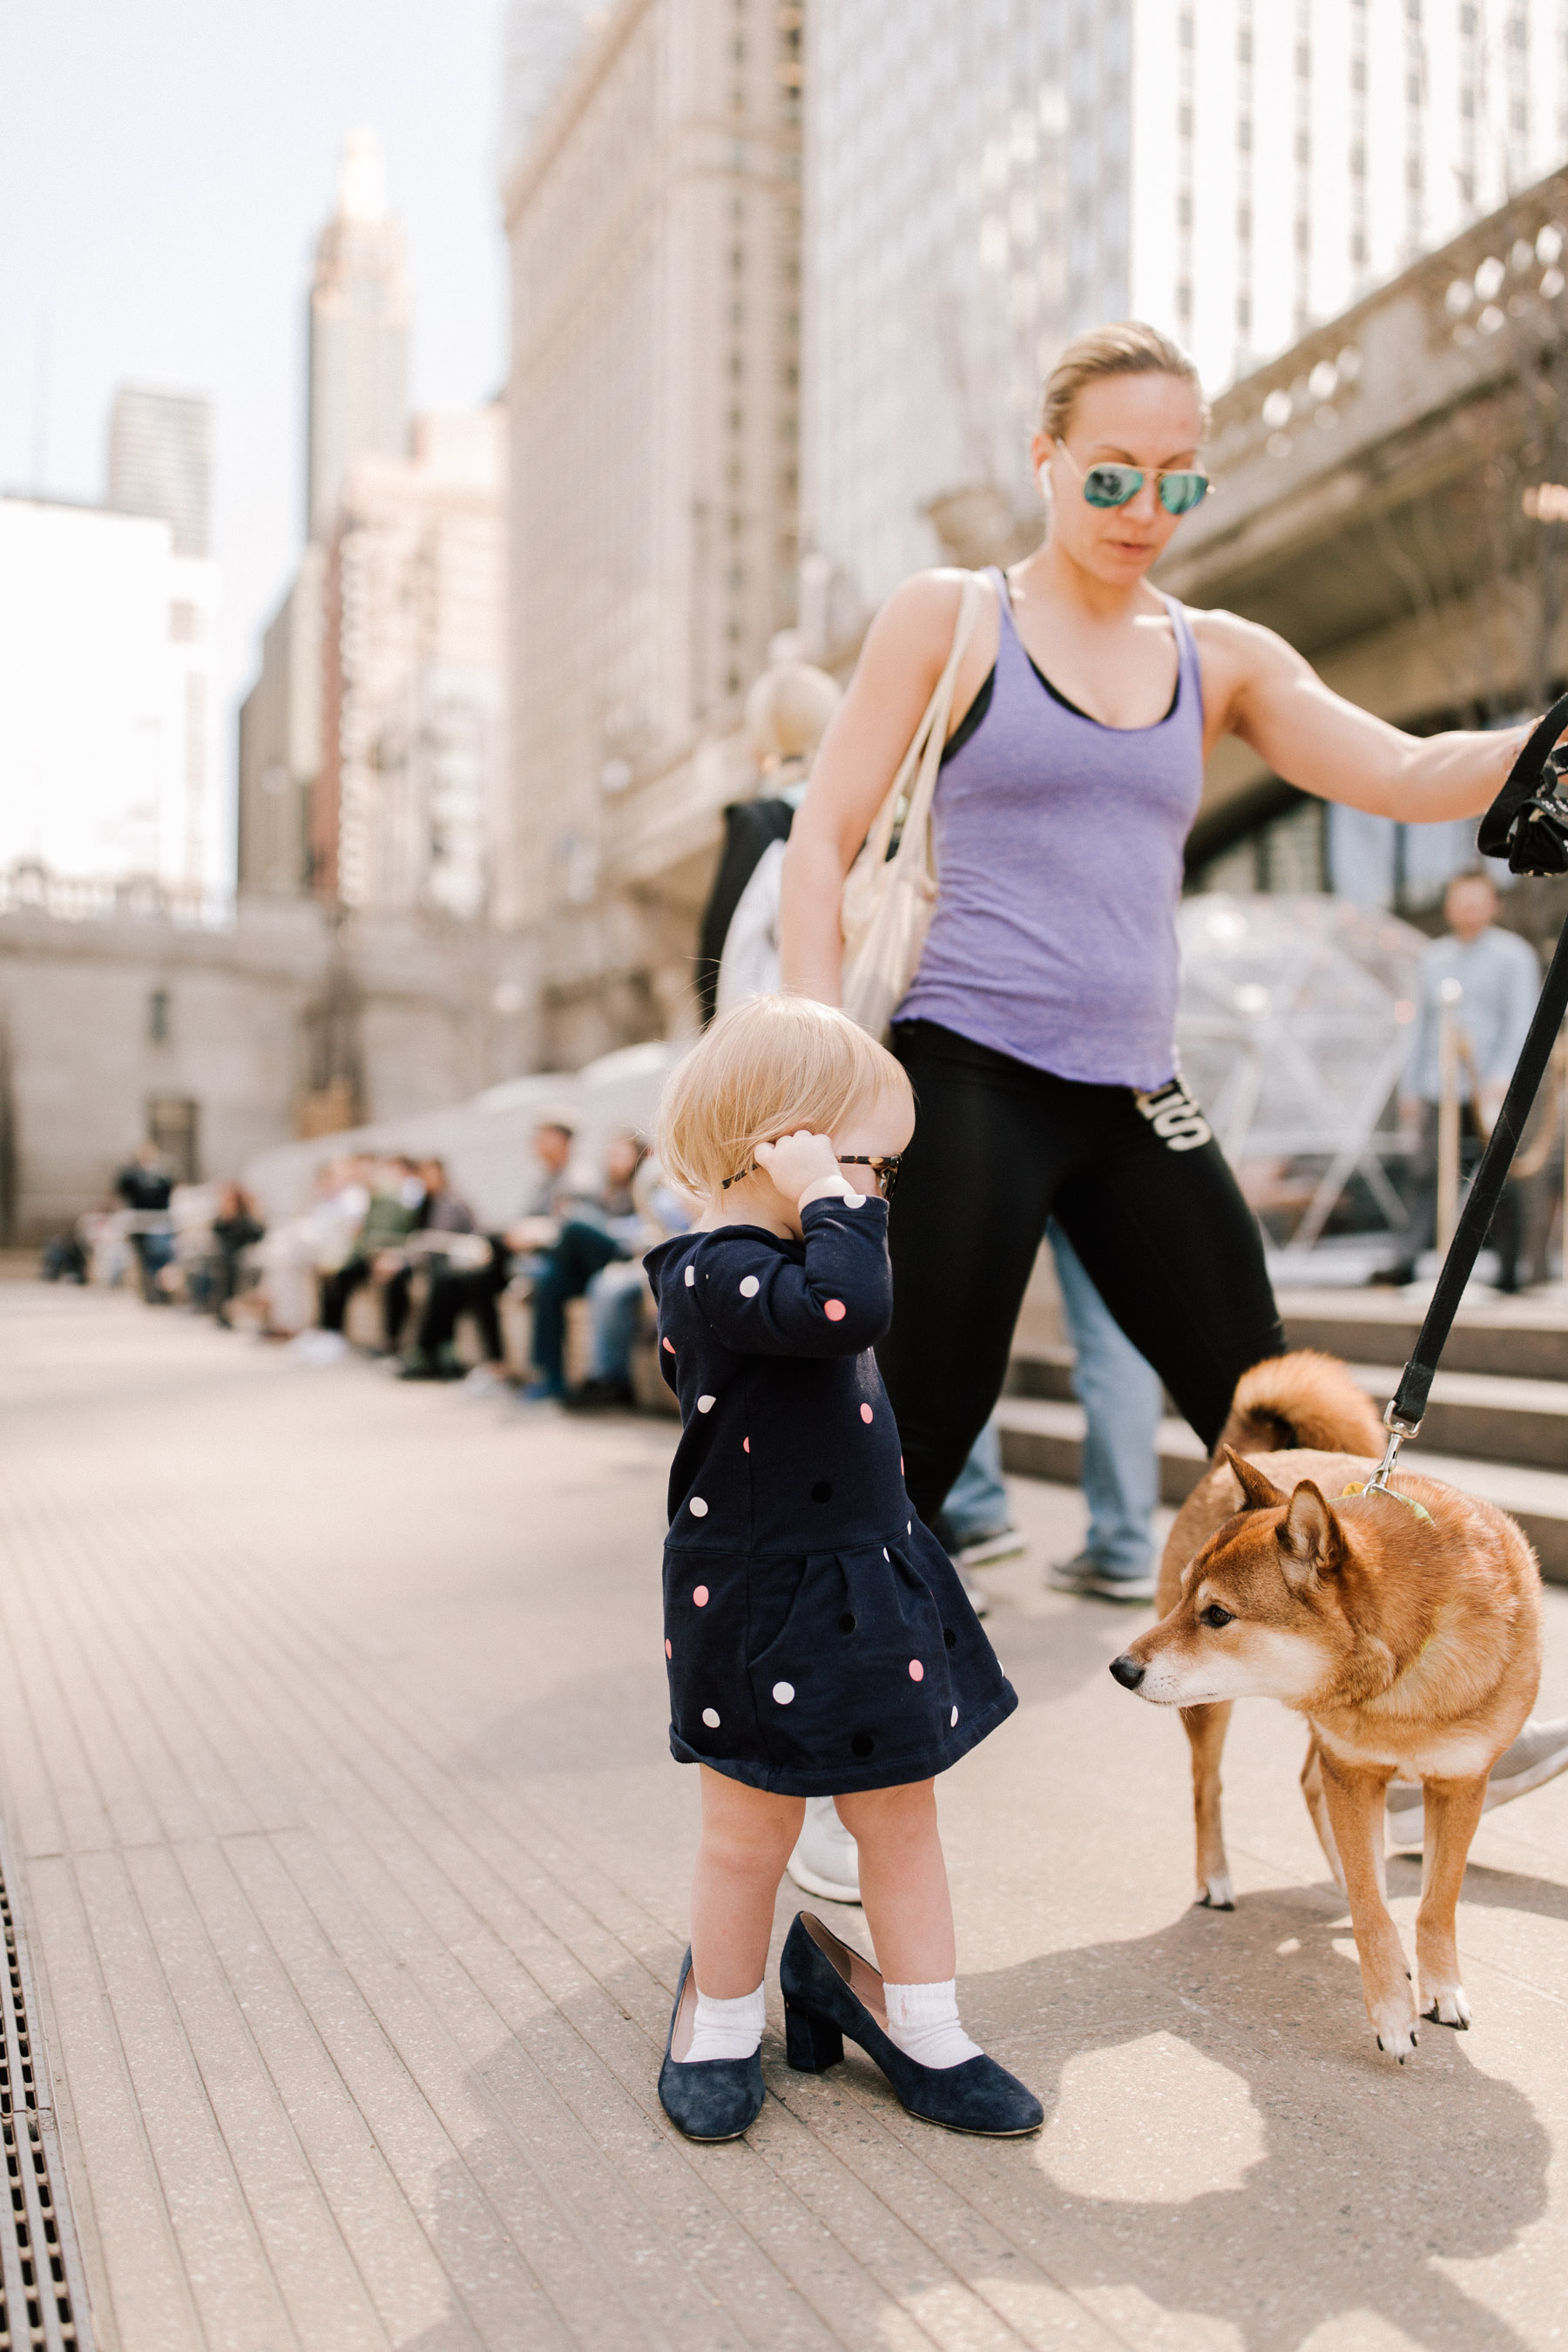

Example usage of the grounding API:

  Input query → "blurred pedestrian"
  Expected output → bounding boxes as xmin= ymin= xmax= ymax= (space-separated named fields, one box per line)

xmin=1378 ymin=871 xmax=1539 ymax=1291
xmin=114 ymin=1142 xmax=175 ymax=1302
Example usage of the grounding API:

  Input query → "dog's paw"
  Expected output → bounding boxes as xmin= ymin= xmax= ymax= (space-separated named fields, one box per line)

xmin=1420 ymin=1985 xmax=1472 ymax=2031
xmin=1195 ymin=1874 xmax=1235 ymax=1911
xmin=1371 ymin=1992 xmax=1421 ymax=2062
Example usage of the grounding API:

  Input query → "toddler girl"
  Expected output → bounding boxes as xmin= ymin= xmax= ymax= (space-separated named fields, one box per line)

xmin=646 ymin=994 xmax=1042 ymax=2141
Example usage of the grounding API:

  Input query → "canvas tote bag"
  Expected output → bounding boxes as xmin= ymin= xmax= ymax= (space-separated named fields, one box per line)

xmin=839 ymin=571 xmax=983 ymax=1039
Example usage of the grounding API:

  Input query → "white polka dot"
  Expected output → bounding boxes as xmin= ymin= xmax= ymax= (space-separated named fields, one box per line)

xmin=907 ymin=1521 xmax=912 ymax=1534
xmin=841 ymin=1190 xmax=864 ymax=1208
xmin=697 ymin=1394 xmax=715 ymax=1414
xmin=739 ymin=1274 xmax=760 ymax=1297
xmin=882 ymin=1547 xmax=889 ymax=1560
xmin=702 ymin=1707 xmax=721 ymax=1728
xmin=772 ymin=1681 xmax=795 ymax=1706
xmin=689 ymin=1497 xmax=709 ymax=1518
xmin=950 ymin=1706 xmax=959 ymax=1728
xmin=684 ymin=1265 xmax=695 ymax=1287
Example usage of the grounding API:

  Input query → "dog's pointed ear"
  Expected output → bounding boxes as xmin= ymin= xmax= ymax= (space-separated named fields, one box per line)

xmin=1222 ymin=1447 xmax=1288 ymax=1512
xmin=1278 ymin=1481 xmax=1343 ymax=1588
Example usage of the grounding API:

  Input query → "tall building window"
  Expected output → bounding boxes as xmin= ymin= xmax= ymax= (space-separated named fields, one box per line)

xmin=1234 ymin=0 xmax=1254 ymax=372
xmin=1176 ymin=9 xmax=1195 ymax=331
xmin=1402 ymin=0 xmax=1428 ymax=260
xmin=1292 ymin=0 xmax=1311 ymax=335
xmin=1348 ymin=0 xmax=1369 ymax=287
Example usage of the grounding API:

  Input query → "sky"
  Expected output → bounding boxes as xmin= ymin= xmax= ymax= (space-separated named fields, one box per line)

xmin=0 ymin=0 xmax=510 ymax=801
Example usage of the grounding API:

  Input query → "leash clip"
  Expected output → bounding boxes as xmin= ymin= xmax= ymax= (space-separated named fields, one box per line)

xmin=1364 ymin=1398 xmax=1421 ymax=1496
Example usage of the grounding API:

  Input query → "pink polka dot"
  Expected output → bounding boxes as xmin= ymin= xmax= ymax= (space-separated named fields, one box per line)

xmin=693 ymin=1585 xmax=710 ymax=1607
xmin=743 ymin=1436 xmax=750 ymax=1453
xmin=823 ymin=1299 xmax=847 ymax=1322
xmin=665 ymin=1639 xmax=672 ymax=1659
xmin=900 ymin=1455 xmax=904 ymax=1473
xmin=909 ymin=1659 xmax=924 ymax=1682
xmin=662 ymin=1336 xmax=675 ymax=1354
xmin=860 ymin=1402 xmax=874 ymax=1424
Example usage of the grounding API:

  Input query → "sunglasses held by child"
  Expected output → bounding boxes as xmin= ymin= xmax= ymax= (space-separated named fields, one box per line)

xmin=647 ymin=995 xmax=1042 ymax=2143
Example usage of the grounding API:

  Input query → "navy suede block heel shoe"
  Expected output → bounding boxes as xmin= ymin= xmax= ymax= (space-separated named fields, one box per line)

xmin=780 ymin=1912 xmax=1044 ymax=2138
xmin=657 ymin=1949 xmax=765 ymax=2142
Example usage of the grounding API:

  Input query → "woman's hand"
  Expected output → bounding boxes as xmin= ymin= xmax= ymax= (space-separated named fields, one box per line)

xmin=754 ymin=1131 xmax=852 ymax=1209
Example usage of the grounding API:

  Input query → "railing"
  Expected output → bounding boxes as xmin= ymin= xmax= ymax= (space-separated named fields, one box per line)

xmin=0 ymin=862 xmax=233 ymax=929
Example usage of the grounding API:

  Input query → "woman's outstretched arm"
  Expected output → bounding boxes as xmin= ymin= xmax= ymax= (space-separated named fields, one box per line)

xmin=780 ymin=570 xmax=991 ymax=1001
xmin=1198 ymin=607 xmax=1531 ymax=821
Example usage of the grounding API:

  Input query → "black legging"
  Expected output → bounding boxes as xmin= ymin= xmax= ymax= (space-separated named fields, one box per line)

xmin=879 ymin=1020 xmax=1286 ymax=1526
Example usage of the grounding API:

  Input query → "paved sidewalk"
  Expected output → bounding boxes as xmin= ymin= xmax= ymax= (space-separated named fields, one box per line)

xmin=4 ymin=1283 xmax=1568 ymax=2350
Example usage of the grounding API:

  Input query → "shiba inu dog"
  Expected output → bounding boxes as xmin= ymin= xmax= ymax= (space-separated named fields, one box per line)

xmin=1109 ymin=1354 xmax=1542 ymax=2060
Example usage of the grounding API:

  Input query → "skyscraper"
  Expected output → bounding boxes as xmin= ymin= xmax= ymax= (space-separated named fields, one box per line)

xmin=502 ymin=0 xmax=803 ymax=1060
xmin=502 ymin=0 xmax=602 ymax=178
xmin=307 ymin=128 xmax=410 ymax=544
xmin=107 ymin=385 xmax=212 ymax=558
xmin=803 ymin=0 xmax=1568 ymax=621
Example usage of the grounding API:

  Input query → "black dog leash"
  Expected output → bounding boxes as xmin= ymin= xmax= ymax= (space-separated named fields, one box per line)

xmin=1368 ymin=693 xmax=1568 ymax=1492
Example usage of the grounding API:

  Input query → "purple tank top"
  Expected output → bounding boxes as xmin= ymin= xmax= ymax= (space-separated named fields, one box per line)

xmin=896 ymin=568 xmax=1205 ymax=1090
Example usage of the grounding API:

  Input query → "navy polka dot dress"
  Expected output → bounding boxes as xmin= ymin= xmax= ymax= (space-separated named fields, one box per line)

xmin=645 ymin=1195 xmax=1017 ymax=1796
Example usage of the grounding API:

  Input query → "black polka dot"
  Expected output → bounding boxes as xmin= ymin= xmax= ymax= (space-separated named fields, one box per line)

xmin=943 ymin=1627 xmax=957 ymax=1649
xmin=838 ymin=1611 xmax=857 ymax=1634
xmin=811 ymin=1480 xmax=833 ymax=1503
xmin=850 ymin=1732 xmax=875 ymax=1760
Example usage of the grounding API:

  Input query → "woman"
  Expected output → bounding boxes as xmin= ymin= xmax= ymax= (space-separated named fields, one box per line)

xmin=780 ymin=321 xmax=1532 ymax=1531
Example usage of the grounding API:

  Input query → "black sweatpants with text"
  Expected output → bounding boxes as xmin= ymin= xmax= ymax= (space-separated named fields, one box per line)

xmin=879 ymin=1020 xmax=1286 ymax=1527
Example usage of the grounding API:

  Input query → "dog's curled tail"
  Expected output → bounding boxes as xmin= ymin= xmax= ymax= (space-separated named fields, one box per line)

xmin=1216 ymin=1349 xmax=1385 ymax=1461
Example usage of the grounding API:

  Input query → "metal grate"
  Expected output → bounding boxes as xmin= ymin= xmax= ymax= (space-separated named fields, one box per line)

xmin=0 ymin=1835 xmax=91 ymax=2352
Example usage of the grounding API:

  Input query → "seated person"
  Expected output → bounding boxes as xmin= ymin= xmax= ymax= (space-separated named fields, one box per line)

xmin=565 ymin=1153 xmax=695 ymax=1410
xmin=401 ymin=1116 xmax=585 ymax=1381
xmin=379 ymin=1159 xmax=476 ymax=1352
xmin=523 ymin=1129 xmax=648 ymax=1402
xmin=115 ymin=1142 xmax=175 ymax=1302
xmin=318 ymin=1157 xmax=425 ymax=1340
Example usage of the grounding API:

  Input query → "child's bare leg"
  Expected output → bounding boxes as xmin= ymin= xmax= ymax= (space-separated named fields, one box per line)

xmin=690 ymin=1766 xmax=804 ymax=1995
xmin=834 ymin=1780 xmax=955 ymax=1984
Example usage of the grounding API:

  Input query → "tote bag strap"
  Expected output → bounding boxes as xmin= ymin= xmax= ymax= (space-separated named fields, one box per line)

xmin=857 ymin=573 xmax=985 ymax=871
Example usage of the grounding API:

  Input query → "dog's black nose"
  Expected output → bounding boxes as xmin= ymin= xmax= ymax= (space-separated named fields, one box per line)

xmin=1109 ymin=1654 xmax=1145 ymax=1690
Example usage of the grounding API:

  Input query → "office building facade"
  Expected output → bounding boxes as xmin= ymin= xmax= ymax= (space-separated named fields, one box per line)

xmin=316 ymin=409 xmax=506 ymax=918
xmin=107 ymin=384 xmax=213 ymax=559
xmin=0 ymin=497 xmax=221 ymax=900
xmin=804 ymin=0 xmax=1568 ymax=618
xmin=503 ymin=0 xmax=803 ymax=1061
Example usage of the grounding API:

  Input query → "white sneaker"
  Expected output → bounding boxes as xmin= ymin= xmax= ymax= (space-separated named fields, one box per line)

xmin=1047 ymin=1553 xmax=1156 ymax=1604
xmin=952 ymin=1525 xmax=1026 ymax=1568
xmin=1388 ymin=1716 xmax=1568 ymax=1848
xmin=287 ymin=1329 xmax=349 ymax=1366
xmin=459 ymin=1364 xmax=506 ymax=1397
xmin=787 ymin=1796 xmax=861 ymax=1904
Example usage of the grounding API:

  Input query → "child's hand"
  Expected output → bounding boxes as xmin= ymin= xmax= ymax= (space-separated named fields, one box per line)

xmin=754 ymin=1130 xmax=848 ymax=1209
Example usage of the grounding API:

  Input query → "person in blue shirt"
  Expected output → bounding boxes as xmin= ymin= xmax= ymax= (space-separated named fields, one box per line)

xmin=1380 ymin=871 xmax=1540 ymax=1290
xmin=645 ymin=995 xmax=1040 ymax=2144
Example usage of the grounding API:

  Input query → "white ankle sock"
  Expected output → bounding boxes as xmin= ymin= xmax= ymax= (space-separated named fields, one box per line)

xmin=679 ymin=1984 xmax=766 ymax=2064
xmin=882 ymin=1979 xmax=982 ymax=2070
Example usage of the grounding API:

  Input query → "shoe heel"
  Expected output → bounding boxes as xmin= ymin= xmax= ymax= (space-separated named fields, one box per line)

xmin=784 ymin=2001 xmax=843 ymax=2073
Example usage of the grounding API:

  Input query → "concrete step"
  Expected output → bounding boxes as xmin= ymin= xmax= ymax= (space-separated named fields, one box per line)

xmin=1275 ymin=1285 xmax=1568 ymax=1383
xmin=996 ymin=1395 xmax=1568 ymax=1585
xmin=1006 ymin=1341 xmax=1566 ymax=1470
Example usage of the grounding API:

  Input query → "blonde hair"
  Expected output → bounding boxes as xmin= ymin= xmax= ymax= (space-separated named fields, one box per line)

xmin=658 ymin=996 xmax=910 ymax=1200
xmin=1040 ymin=321 xmax=1208 ymax=443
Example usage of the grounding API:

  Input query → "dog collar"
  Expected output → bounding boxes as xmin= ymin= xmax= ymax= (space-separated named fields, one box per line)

xmin=1339 ymin=1480 xmax=1433 ymax=1524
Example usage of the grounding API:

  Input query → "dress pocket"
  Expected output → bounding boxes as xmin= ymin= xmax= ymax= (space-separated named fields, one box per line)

xmin=748 ymin=1543 xmax=955 ymax=1779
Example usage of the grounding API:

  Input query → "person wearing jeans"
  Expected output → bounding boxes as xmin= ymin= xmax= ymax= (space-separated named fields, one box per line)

xmin=1045 ymin=1221 xmax=1164 ymax=1601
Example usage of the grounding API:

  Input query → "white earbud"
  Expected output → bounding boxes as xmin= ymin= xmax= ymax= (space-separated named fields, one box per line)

xmin=1037 ymin=460 xmax=1051 ymax=497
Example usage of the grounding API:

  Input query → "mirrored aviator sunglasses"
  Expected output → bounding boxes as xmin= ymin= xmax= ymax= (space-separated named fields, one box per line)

xmin=1082 ymin=461 xmax=1213 ymax=517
